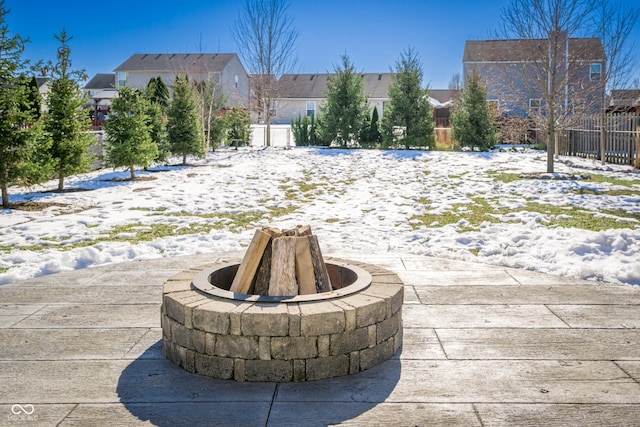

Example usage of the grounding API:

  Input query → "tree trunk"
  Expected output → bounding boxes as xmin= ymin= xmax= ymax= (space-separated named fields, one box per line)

xmin=546 ymin=124 xmax=555 ymax=173
xmin=1 ymin=182 xmax=9 ymax=209
xmin=266 ymin=118 xmax=271 ymax=148
xmin=130 ymin=165 xmax=135 ymax=180
xmin=58 ymin=172 xmax=64 ymax=191
xmin=182 ymin=154 xmax=187 ymax=165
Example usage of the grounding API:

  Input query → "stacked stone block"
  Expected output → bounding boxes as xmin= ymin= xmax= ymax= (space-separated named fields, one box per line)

xmin=162 ymin=259 xmax=403 ymax=382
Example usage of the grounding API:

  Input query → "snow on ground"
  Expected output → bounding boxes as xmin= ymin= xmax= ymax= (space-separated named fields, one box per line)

xmin=1 ymin=147 xmax=639 ymax=286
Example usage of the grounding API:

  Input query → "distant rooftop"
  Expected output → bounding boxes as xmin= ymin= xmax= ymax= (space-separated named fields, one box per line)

xmin=114 ymin=53 xmax=238 ymax=73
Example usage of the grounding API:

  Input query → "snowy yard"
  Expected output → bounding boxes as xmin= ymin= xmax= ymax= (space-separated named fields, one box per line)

xmin=1 ymin=147 xmax=639 ymax=286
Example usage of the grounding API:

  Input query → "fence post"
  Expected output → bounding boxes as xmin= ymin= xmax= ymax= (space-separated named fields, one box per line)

xmin=636 ymin=123 xmax=640 ymax=169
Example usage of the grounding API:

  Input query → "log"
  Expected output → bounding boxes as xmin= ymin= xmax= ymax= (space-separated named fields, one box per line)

xmin=308 ymin=235 xmax=332 ymax=293
xmin=268 ymin=237 xmax=298 ymax=296
xmin=229 ymin=228 xmax=273 ymax=294
xmin=252 ymin=236 xmax=274 ymax=295
xmin=295 ymin=236 xmax=316 ymax=295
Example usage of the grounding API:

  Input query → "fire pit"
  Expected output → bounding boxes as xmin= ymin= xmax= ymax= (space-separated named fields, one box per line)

xmin=161 ymin=228 xmax=403 ymax=382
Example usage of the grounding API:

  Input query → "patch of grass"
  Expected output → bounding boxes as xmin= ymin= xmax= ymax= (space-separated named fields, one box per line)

xmin=487 ymin=171 xmax=521 ymax=183
xmin=410 ymin=196 xmax=638 ymax=232
xmin=566 ymin=188 xmax=640 ymax=197
xmin=325 ymin=218 xmax=340 ymax=223
xmin=586 ymin=174 xmax=640 ymax=187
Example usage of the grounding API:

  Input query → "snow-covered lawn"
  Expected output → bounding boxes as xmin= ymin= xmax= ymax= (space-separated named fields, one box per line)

xmin=1 ymin=147 xmax=639 ymax=286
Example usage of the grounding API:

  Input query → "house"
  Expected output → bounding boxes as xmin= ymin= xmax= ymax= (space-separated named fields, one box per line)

xmin=462 ymin=37 xmax=606 ymax=117
xmin=271 ymin=73 xmax=394 ymax=125
xmin=608 ymin=89 xmax=640 ymax=113
xmin=113 ymin=53 xmax=249 ymax=108
xmin=84 ymin=73 xmax=117 ymax=129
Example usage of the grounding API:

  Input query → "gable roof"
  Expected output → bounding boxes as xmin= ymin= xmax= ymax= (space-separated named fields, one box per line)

xmin=610 ymin=89 xmax=640 ymax=106
xmin=463 ymin=38 xmax=605 ymax=63
xmin=85 ymin=73 xmax=115 ymax=90
xmin=430 ymin=89 xmax=459 ymax=104
xmin=114 ymin=53 xmax=237 ymax=73
xmin=277 ymin=73 xmax=394 ymax=99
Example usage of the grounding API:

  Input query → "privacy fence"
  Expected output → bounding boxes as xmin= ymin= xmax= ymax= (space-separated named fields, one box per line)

xmin=562 ymin=113 xmax=640 ymax=166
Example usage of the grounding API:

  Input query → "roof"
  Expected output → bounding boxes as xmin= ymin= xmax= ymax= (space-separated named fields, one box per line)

xmin=114 ymin=53 xmax=237 ymax=73
xmin=463 ymin=38 xmax=605 ymax=63
xmin=84 ymin=73 xmax=115 ymax=90
xmin=429 ymin=89 xmax=459 ymax=104
xmin=610 ymin=89 xmax=640 ymax=106
xmin=277 ymin=73 xmax=394 ymax=99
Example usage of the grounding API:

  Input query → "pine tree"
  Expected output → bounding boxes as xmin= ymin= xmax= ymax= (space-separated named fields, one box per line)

xmin=145 ymin=100 xmax=169 ymax=163
xmin=361 ymin=106 xmax=382 ymax=147
xmin=319 ymin=55 xmax=369 ymax=148
xmin=146 ymin=76 xmax=169 ymax=113
xmin=104 ymin=87 xmax=158 ymax=179
xmin=167 ymin=75 xmax=204 ymax=165
xmin=23 ymin=76 xmax=42 ymax=120
xmin=451 ymin=73 xmax=499 ymax=151
xmin=382 ymin=47 xmax=434 ymax=150
xmin=225 ymin=107 xmax=251 ymax=146
xmin=43 ymin=30 xmax=95 ymax=191
xmin=0 ymin=2 xmax=53 ymax=208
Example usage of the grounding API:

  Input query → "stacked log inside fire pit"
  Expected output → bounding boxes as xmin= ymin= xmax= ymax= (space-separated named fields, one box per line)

xmin=229 ymin=225 xmax=332 ymax=296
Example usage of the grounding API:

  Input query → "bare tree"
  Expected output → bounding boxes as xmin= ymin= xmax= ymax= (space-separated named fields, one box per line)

xmin=498 ymin=0 xmax=598 ymax=173
xmin=594 ymin=0 xmax=639 ymax=164
xmin=231 ymin=0 xmax=298 ymax=147
xmin=448 ymin=72 xmax=463 ymax=90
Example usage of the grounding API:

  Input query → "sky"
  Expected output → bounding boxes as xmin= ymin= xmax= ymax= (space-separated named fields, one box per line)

xmin=1 ymin=148 xmax=639 ymax=286
xmin=6 ymin=0 xmax=638 ymax=89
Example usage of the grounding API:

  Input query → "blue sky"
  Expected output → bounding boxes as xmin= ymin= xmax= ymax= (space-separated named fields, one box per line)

xmin=6 ymin=0 xmax=640 ymax=89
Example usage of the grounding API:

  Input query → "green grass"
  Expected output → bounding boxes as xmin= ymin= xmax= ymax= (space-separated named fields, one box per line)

xmin=2 ymin=203 xmax=299 ymax=254
xmin=410 ymin=196 xmax=638 ymax=232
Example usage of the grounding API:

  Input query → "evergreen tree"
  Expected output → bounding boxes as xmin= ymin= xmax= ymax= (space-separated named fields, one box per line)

xmin=146 ymin=76 xmax=169 ymax=113
xmin=23 ymin=76 xmax=41 ymax=119
xmin=43 ymin=30 xmax=95 ymax=191
xmin=382 ymin=47 xmax=434 ymax=150
xmin=0 ymin=2 xmax=53 ymax=208
xmin=104 ymin=87 xmax=158 ymax=179
xmin=319 ymin=55 xmax=369 ymax=148
xmin=291 ymin=114 xmax=310 ymax=146
xmin=450 ymin=73 xmax=499 ymax=151
xmin=167 ymin=75 xmax=204 ymax=165
xmin=224 ymin=107 xmax=251 ymax=147
xmin=360 ymin=106 xmax=382 ymax=147
xmin=145 ymin=100 xmax=169 ymax=163
xmin=142 ymin=77 xmax=169 ymax=163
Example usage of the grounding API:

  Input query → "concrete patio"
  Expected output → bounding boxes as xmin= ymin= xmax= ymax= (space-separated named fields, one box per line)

xmin=1 ymin=251 xmax=639 ymax=426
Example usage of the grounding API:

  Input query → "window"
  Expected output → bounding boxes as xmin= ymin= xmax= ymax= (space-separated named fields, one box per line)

xmin=235 ymin=75 xmax=239 ymax=88
xmin=270 ymin=101 xmax=277 ymax=117
xmin=117 ymin=72 xmax=127 ymax=88
xmin=208 ymin=72 xmax=221 ymax=84
xmin=590 ymin=63 xmax=602 ymax=81
xmin=306 ymin=101 xmax=316 ymax=117
xmin=529 ymin=98 xmax=541 ymax=111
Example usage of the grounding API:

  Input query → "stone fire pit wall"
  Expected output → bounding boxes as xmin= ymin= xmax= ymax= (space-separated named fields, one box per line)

xmin=161 ymin=257 xmax=404 ymax=382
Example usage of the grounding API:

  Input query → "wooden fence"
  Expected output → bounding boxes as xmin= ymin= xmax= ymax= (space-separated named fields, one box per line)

xmin=563 ymin=113 xmax=639 ymax=166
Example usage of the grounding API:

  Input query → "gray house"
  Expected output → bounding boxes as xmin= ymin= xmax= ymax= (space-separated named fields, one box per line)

xmin=114 ymin=53 xmax=249 ymax=108
xmin=463 ymin=37 xmax=606 ymax=117
xmin=272 ymin=73 xmax=394 ymax=125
